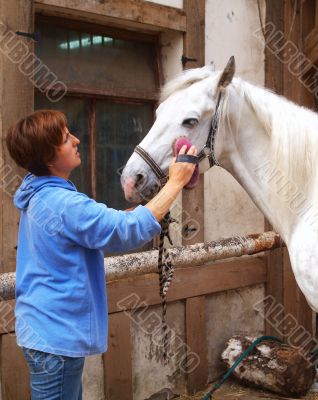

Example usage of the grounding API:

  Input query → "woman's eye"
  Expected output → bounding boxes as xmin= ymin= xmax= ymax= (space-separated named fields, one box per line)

xmin=182 ymin=118 xmax=199 ymax=127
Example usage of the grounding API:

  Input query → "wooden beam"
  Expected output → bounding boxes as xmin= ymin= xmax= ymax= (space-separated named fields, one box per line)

xmin=264 ymin=0 xmax=285 ymax=339
xmin=297 ymin=0 xmax=317 ymax=66
xmin=0 ymin=300 xmax=15 ymax=335
xmin=182 ymin=0 xmax=205 ymax=247
xmin=103 ymin=312 xmax=133 ymax=400
xmin=185 ymin=296 xmax=208 ymax=394
xmin=265 ymin=0 xmax=284 ymax=95
xmin=183 ymin=0 xmax=205 ymax=68
xmin=304 ymin=27 xmax=318 ymax=65
xmin=0 ymin=1 xmax=34 ymax=274
xmin=108 ymin=257 xmax=267 ymax=314
xmin=34 ymin=0 xmax=186 ymax=32
xmin=265 ymin=244 xmax=284 ymax=339
xmin=89 ymin=99 xmax=96 ymax=199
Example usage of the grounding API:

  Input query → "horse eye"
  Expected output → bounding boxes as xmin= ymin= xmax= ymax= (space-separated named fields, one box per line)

xmin=182 ymin=118 xmax=199 ymax=127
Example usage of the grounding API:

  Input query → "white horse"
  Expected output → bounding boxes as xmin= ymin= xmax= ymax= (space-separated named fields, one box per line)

xmin=121 ymin=57 xmax=318 ymax=312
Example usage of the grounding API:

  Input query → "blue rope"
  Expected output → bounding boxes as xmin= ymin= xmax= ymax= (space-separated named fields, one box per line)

xmin=202 ymin=335 xmax=282 ymax=400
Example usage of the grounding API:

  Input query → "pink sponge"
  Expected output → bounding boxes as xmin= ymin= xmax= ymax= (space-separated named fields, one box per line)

xmin=173 ymin=137 xmax=199 ymax=189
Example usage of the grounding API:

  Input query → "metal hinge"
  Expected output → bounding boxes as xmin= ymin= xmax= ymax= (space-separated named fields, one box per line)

xmin=181 ymin=55 xmax=198 ymax=66
xmin=16 ymin=31 xmax=40 ymax=42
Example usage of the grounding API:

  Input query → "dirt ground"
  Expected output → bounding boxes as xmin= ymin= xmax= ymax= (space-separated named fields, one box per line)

xmin=177 ymin=379 xmax=318 ymax=400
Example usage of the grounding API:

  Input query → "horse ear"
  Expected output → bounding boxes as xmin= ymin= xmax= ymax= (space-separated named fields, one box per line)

xmin=217 ymin=56 xmax=235 ymax=90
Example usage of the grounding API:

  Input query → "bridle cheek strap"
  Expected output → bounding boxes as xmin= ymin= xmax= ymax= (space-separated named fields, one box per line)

xmin=197 ymin=91 xmax=222 ymax=168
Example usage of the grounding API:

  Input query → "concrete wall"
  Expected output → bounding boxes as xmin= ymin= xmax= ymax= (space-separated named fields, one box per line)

xmin=145 ymin=0 xmax=183 ymax=8
xmin=206 ymin=284 xmax=264 ymax=381
xmin=131 ymin=302 xmax=186 ymax=400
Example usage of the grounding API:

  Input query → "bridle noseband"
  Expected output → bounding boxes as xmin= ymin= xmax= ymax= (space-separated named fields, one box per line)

xmin=134 ymin=91 xmax=223 ymax=187
xmin=134 ymin=146 xmax=168 ymax=186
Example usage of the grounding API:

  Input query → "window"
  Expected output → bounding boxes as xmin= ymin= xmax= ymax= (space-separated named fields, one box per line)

xmin=35 ymin=17 xmax=160 ymax=210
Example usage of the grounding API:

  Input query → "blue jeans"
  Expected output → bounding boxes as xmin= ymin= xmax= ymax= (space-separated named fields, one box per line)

xmin=22 ymin=348 xmax=85 ymax=400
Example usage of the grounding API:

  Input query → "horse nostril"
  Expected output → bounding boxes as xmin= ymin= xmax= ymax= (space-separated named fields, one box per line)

xmin=135 ymin=174 xmax=145 ymax=188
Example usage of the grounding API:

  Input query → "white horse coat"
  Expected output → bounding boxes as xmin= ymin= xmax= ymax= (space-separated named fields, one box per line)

xmin=121 ymin=58 xmax=318 ymax=312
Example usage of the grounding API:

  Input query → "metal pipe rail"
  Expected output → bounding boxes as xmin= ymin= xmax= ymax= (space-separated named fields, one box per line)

xmin=0 ymin=231 xmax=282 ymax=301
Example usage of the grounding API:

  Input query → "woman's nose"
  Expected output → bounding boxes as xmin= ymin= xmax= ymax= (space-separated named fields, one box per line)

xmin=71 ymin=134 xmax=80 ymax=145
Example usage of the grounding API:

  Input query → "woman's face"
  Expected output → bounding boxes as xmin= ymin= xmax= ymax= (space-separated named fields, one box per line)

xmin=49 ymin=127 xmax=81 ymax=179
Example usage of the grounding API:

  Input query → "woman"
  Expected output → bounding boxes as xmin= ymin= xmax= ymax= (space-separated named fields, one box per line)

xmin=6 ymin=110 xmax=197 ymax=400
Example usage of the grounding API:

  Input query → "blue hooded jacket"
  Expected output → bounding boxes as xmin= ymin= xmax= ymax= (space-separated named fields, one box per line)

xmin=14 ymin=173 xmax=161 ymax=357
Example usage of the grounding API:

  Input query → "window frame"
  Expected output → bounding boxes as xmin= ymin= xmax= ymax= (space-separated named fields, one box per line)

xmin=34 ymin=14 xmax=162 ymax=200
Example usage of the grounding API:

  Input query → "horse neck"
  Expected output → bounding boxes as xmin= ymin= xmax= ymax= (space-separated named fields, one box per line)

xmin=217 ymin=87 xmax=296 ymax=244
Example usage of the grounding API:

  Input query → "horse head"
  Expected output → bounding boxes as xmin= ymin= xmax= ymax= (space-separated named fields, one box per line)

xmin=121 ymin=57 xmax=235 ymax=203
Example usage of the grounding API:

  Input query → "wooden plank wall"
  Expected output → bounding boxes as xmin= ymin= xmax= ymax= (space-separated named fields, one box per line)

xmin=282 ymin=0 xmax=313 ymax=337
xmin=104 ymin=313 xmax=133 ymax=400
xmin=265 ymin=0 xmax=314 ymax=338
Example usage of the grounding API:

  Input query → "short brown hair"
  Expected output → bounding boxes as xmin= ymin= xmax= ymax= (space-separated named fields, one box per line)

xmin=6 ymin=110 xmax=67 ymax=176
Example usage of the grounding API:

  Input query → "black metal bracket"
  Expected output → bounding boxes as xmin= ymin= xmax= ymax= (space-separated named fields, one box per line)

xmin=16 ymin=31 xmax=40 ymax=42
xmin=181 ymin=55 xmax=198 ymax=66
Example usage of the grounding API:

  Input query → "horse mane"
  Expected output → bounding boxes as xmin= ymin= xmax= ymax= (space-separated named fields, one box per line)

xmin=161 ymin=66 xmax=318 ymax=200
xmin=231 ymin=78 xmax=318 ymax=196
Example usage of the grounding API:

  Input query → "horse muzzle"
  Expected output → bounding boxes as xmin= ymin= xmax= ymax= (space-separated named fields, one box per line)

xmin=120 ymin=168 xmax=161 ymax=203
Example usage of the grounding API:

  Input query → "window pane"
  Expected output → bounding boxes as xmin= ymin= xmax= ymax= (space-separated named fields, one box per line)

xmin=34 ymin=95 xmax=90 ymax=195
xmin=35 ymin=22 xmax=157 ymax=92
xmin=95 ymin=101 xmax=153 ymax=209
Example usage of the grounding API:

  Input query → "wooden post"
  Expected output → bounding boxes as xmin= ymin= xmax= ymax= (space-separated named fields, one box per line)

xmin=183 ymin=0 xmax=207 ymax=394
xmin=264 ymin=0 xmax=286 ymax=340
xmin=0 ymin=0 xmax=34 ymax=274
xmin=182 ymin=0 xmax=205 ymax=245
xmin=0 ymin=0 xmax=34 ymax=396
xmin=185 ymin=296 xmax=208 ymax=395
xmin=103 ymin=312 xmax=133 ymax=400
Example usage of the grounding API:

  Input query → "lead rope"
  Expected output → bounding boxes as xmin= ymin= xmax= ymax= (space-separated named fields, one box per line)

xmin=158 ymin=211 xmax=177 ymax=362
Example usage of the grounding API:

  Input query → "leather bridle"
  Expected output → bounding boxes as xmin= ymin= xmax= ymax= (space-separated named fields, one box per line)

xmin=134 ymin=91 xmax=223 ymax=188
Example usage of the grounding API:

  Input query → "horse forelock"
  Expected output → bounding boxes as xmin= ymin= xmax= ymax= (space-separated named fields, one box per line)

xmin=160 ymin=65 xmax=219 ymax=103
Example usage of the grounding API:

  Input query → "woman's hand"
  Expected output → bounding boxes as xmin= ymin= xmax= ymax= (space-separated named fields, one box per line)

xmin=145 ymin=144 xmax=198 ymax=222
xmin=168 ymin=145 xmax=197 ymax=188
